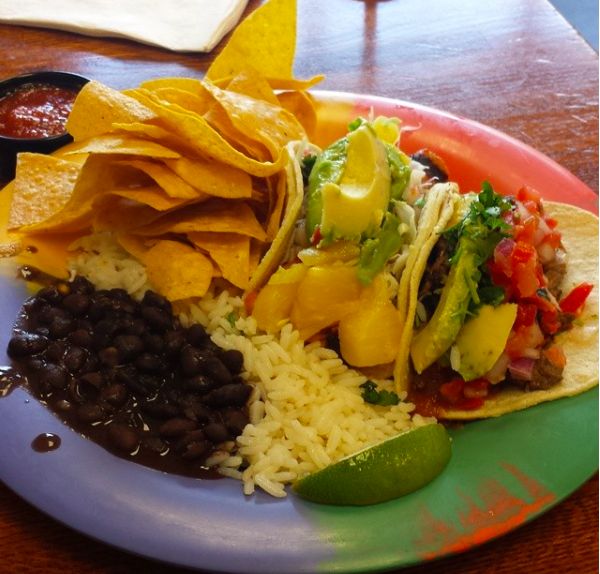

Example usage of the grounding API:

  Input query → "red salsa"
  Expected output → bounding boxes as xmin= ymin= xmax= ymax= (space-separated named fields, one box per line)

xmin=0 ymin=83 xmax=78 ymax=139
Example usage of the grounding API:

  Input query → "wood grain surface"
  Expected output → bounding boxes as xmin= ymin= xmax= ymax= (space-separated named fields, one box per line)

xmin=0 ymin=0 xmax=598 ymax=572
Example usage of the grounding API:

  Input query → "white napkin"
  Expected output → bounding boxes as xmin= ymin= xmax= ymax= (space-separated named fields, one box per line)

xmin=0 ymin=0 xmax=249 ymax=52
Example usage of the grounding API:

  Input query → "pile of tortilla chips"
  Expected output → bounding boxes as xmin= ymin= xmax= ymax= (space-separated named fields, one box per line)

xmin=0 ymin=0 xmax=323 ymax=302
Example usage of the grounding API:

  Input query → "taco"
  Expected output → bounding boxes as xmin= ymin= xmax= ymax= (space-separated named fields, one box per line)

xmin=404 ymin=184 xmax=598 ymax=419
xmin=249 ymin=116 xmax=458 ymax=369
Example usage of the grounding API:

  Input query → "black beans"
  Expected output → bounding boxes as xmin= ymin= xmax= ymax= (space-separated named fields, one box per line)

xmin=220 ymin=349 xmax=244 ymax=375
xmin=107 ymin=423 xmax=139 ymax=453
xmin=204 ymin=383 xmax=252 ymax=408
xmin=63 ymin=346 xmax=87 ymax=373
xmin=140 ymin=306 xmax=172 ymax=331
xmin=62 ymin=292 xmax=90 ymax=316
xmin=45 ymin=363 xmax=69 ymax=390
xmin=203 ymin=422 xmax=229 ymax=443
xmin=6 ymin=275 xmax=252 ymax=476
xmin=186 ymin=324 xmax=208 ymax=346
xmin=7 ymin=332 xmax=48 ymax=357
xmin=159 ymin=417 xmax=197 ymax=437
xmin=114 ymin=334 xmax=144 ymax=360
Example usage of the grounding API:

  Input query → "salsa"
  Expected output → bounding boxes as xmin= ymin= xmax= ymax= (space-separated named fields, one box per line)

xmin=0 ymin=83 xmax=78 ymax=139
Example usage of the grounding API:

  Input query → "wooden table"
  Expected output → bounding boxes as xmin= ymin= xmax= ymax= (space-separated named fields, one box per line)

xmin=0 ymin=0 xmax=597 ymax=572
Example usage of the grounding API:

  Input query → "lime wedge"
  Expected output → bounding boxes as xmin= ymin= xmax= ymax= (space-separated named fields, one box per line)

xmin=292 ymin=424 xmax=451 ymax=505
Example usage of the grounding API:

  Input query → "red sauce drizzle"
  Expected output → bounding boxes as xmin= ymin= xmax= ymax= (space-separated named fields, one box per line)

xmin=0 ymin=83 xmax=78 ymax=139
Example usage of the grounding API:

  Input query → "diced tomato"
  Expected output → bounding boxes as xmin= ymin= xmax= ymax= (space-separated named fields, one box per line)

xmin=541 ymin=230 xmax=562 ymax=249
xmin=539 ymin=308 xmax=560 ymax=335
xmin=439 ymin=378 xmax=487 ymax=410
xmin=559 ymin=282 xmax=594 ymax=315
xmin=514 ymin=302 xmax=537 ymax=328
xmin=543 ymin=345 xmax=567 ymax=369
xmin=512 ymin=242 xmax=536 ymax=265
xmin=513 ymin=260 xmax=540 ymax=298
xmin=514 ymin=216 xmax=537 ymax=244
xmin=244 ymin=290 xmax=258 ymax=315
xmin=439 ymin=379 xmax=464 ymax=404
xmin=457 ymin=397 xmax=486 ymax=410
xmin=516 ymin=185 xmax=542 ymax=205
xmin=463 ymin=378 xmax=490 ymax=398
xmin=310 ymin=226 xmax=322 ymax=246
xmin=544 ymin=217 xmax=558 ymax=229
xmin=505 ymin=321 xmax=545 ymax=359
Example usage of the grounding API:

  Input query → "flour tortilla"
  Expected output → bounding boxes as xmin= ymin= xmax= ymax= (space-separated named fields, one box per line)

xmin=246 ymin=140 xmax=315 ymax=294
xmin=441 ymin=202 xmax=599 ymax=419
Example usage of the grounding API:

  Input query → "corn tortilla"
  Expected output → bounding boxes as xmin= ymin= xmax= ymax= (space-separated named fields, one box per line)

xmin=439 ymin=202 xmax=599 ymax=419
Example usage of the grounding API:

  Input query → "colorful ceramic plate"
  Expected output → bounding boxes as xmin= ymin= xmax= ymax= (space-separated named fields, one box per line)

xmin=0 ymin=92 xmax=597 ymax=573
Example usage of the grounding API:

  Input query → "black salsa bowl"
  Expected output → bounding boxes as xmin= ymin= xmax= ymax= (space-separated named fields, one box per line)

xmin=0 ymin=70 xmax=89 ymax=181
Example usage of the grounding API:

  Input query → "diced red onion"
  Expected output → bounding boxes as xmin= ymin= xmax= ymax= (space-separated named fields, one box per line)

xmin=508 ymin=357 xmax=536 ymax=380
xmin=495 ymin=237 xmax=515 ymax=259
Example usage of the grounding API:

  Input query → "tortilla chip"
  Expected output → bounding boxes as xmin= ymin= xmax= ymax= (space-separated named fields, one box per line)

xmin=23 ymin=156 xmax=150 ymax=234
xmin=441 ymin=202 xmax=599 ymax=419
xmin=203 ymin=102 xmax=272 ymax=161
xmin=66 ymin=80 xmax=156 ymax=141
xmin=206 ymin=0 xmax=297 ymax=82
xmin=103 ymin=185 xmax=195 ymax=212
xmin=202 ymin=81 xmax=306 ymax=161
xmin=116 ymin=233 xmax=155 ymax=261
xmin=8 ymin=153 xmax=81 ymax=230
xmin=277 ymin=90 xmax=318 ymax=139
xmin=132 ymin=198 xmax=267 ymax=241
xmin=92 ymin=195 xmax=163 ymax=232
xmin=115 ymin=159 xmax=203 ymax=200
xmin=225 ymin=69 xmax=280 ymax=105
xmin=130 ymin=88 xmax=289 ymax=177
xmin=266 ymin=76 xmax=325 ymax=91
xmin=0 ymin=182 xmax=24 ymax=256
xmin=188 ymin=231 xmax=250 ymax=289
xmin=143 ymin=239 xmax=213 ymax=300
xmin=146 ymin=87 xmax=212 ymax=116
xmin=163 ymin=156 xmax=253 ymax=200
xmin=62 ymin=134 xmax=181 ymax=159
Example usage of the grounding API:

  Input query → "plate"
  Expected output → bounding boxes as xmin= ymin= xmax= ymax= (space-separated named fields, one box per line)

xmin=0 ymin=92 xmax=598 ymax=574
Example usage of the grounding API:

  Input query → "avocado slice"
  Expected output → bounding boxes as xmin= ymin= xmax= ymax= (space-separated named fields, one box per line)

xmin=305 ymin=137 xmax=348 ymax=242
xmin=305 ymin=123 xmax=392 ymax=243
xmin=320 ymin=124 xmax=391 ymax=242
xmin=410 ymin=245 xmax=479 ymax=374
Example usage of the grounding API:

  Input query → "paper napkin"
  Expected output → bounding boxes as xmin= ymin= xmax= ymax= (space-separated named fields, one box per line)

xmin=0 ymin=0 xmax=249 ymax=52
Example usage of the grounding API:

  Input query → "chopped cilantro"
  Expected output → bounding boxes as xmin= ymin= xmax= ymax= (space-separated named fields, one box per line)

xmin=226 ymin=311 xmax=238 ymax=327
xmin=301 ymin=154 xmax=317 ymax=185
xmin=445 ymin=181 xmax=513 ymax=268
xmin=360 ymin=380 xmax=400 ymax=406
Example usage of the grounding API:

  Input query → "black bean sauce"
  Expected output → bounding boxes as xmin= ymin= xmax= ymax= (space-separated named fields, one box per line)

xmin=5 ymin=275 xmax=251 ymax=478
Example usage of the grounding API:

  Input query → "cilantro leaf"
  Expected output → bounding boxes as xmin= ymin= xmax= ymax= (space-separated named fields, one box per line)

xmin=360 ymin=380 xmax=400 ymax=406
xmin=445 ymin=181 xmax=513 ymax=268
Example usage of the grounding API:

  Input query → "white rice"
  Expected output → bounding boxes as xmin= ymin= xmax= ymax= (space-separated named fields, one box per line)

xmin=71 ymin=233 xmax=435 ymax=499
xmin=181 ymin=290 xmax=434 ymax=499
